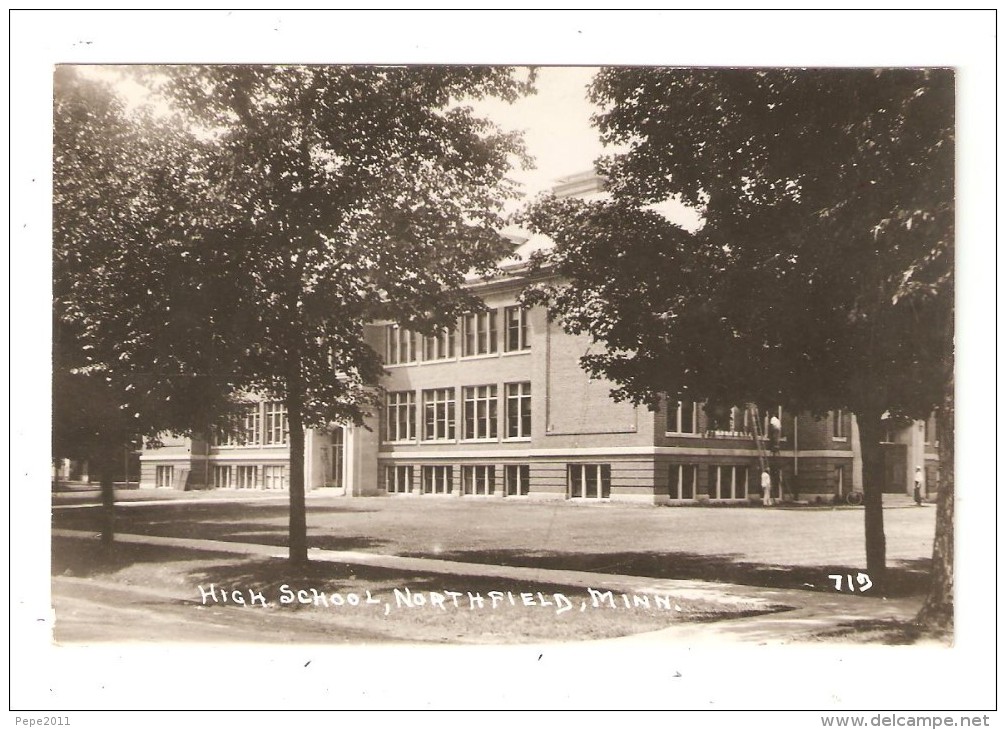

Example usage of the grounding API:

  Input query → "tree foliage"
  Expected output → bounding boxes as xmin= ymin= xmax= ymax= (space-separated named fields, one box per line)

xmin=527 ymin=68 xmax=952 ymax=416
xmin=141 ymin=65 xmax=532 ymax=429
xmin=54 ymin=66 xmax=246 ymax=430
xmin=524 ymin=68 xmax=953 ymax=615
xmin=119 ymin=65 xmax=535 ymax=562
xmin=54 ymin=67 xmax=250 ymax=541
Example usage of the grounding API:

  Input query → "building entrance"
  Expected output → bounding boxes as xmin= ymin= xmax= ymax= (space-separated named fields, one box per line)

xmin=330 ymin=427 xmax=345 ymax=489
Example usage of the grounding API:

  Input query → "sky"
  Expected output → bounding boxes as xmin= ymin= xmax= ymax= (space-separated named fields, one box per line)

xmin=479 ymin=66 xmax=702 ymax=228
xmin=475 ymin=66 xmax=604 ymax=196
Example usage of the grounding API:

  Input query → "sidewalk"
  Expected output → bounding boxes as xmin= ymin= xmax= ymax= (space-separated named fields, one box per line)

xmin=51 ymin=487 xmax=936 ymax=511
xmin=51 ymin=488 xmax=343 ymax=509
xmin=52 ymin=527 xmax=925 ymax=644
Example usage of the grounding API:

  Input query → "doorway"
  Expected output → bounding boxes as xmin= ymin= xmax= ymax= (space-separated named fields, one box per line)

xmin=330 ymin=426 xmax=345 ymax=489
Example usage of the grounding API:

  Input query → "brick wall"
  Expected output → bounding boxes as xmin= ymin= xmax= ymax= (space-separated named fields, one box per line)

xmin=541 ymin=319 xmax=651 ymax=448
xmin=792 ymin=411 xmax=854 ymax=452
xmin=791 ymin=457 xmax=850 ymax=499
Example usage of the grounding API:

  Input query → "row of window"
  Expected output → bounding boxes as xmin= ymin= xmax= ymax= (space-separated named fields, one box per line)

xmin=667 ymin=401 xmax=779 ymax=436
xmin=672 ymin=402 xmax=788 ymax=438
xmin=155 ymin=461 xmax=790 ymax=498
xmin=213 ymin=464 xmax=288 ymax=490
xmin=385 ymin=464 xmax=531 ymax=497
xmin=384 ymin=463 xmax=612 ymax=499
xmin=156 ymin=464 xmax=289 ymax=490
xmin=385 ymin=306 xmax=530 ymax=365
xmin=213 ymin=402 xmax=289 ymax=447
xmin=665 ymin=464 xmax=761 ymax=500
xmin=386 ymin=383 xmax=531 ymax=443
xmin=667 ymin=402 xmax=852 ymax=442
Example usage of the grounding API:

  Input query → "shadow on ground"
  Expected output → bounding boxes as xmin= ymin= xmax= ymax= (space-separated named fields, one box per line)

xmin=398 ymin=549 xmax=932 ymax=598
xmin=53 ymin=505 xmax=932 ymax=598
xmin=53 ymin=503 xmax=377 ymax=517
xmin=803 ymin=618 xmax=952 ymax=645
xmin=52 ymin=538 xmax=239 ymax=578
xmin=53 ymin=504 xmax=389 ymax=553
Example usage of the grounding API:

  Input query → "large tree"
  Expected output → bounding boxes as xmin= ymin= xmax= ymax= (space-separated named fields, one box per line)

xmin=524 ymin=68 xmax=953 ymax=624
xmin=131 ymin=65 xmax=534 ymax=563
xmin=53 ymin=67 xmax=243 ymax=542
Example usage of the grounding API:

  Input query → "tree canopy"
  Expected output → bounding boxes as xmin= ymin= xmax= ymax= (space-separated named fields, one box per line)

xmin=142 ymin=65 xmax=534 ymax=429
xmin=54 ymin=66 xmax=254 ymax=541
xmin=86 ymin=65 xmax=534 ymax=561
xmin=53 ymin=67 xmax=241 ymax=467
xmin=526 ymin=68 xmax=953 ymax=420
xmin=523 ymin=67 xmax=954 ymax=611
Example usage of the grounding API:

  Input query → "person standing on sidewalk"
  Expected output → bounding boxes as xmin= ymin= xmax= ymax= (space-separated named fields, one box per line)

xmin=761 ymin=469 xmax=773 ymax=507
xmin=913 ymin=466 xmax=923 ymax=505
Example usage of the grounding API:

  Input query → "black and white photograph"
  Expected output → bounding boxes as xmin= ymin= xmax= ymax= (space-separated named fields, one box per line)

xmin=9 ymin=8 xmax=998 ymax=721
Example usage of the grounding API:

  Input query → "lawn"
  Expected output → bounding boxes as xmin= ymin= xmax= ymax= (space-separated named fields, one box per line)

xmin=51 ymin=537 xmax=778 ymax=645
xmin=52 ymin=494 xmax=937 ymax=597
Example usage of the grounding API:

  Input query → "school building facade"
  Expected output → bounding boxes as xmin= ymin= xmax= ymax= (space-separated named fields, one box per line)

xmin=139 ymin=270 xmax=940 ymax=503
xmin=139 ymin=173 xmax=940 ymax=502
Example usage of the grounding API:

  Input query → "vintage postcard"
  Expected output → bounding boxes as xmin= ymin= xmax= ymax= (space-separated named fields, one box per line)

xmin=10 ymin=8 xmax=997 ymax=720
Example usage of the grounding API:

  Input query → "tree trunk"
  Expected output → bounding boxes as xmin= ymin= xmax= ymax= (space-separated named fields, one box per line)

xmin=855 ymin=409 xmax=887 ymax=591
xmin=916 ymin=395 xmax=954 ymax=630
xmin=97 ymin=445 xmax=116 ymax=545
xmin=287 ymin=394 xmax=309 ymax=565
